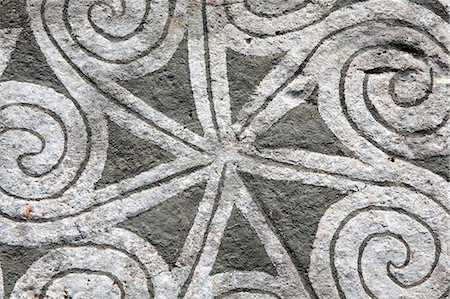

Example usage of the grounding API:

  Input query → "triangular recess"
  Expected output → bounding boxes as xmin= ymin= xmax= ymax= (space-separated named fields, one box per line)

xmin=119 ymin=38 xmax=204 ymax=135
xmin=239 ymin=171 xmax=348 ymax=297
xmin=255 ymin=88 xmax=349 ymax=156
xmin=211 ymin=207 xmax=277 ymax=276
xmin=119 ymin=183 xmax=206 ymax=268
xmin=95 ymin=120 xmax=176 ymax=188
xmin=0 ymin=0 xmax=28 ymax=29
xmin=411 ymin=155 xmax=449 ymax=181
xmin=227 ymin=49 xmax=285 ymax=123
xmin=0 ymin=24 xmax=69 ymax=96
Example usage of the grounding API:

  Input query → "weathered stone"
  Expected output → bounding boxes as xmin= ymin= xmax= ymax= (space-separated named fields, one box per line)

xmin=0 ymin=0 xmax=448 ymax=298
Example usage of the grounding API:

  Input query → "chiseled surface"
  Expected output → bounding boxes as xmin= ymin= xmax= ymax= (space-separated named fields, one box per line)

xmin=0 ymin=0 xmax=449 ymax=298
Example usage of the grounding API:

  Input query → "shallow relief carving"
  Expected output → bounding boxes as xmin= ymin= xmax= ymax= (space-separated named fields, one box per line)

xmin=0 ymin=0 xmax=449 ymax=298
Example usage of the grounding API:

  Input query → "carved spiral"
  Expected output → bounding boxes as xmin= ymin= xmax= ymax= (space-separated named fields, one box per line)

xmin=9 ymin=228 xmax=177 ymax=298
xmin=344 ymin=47 xmax=449 ymax=159
xmin=304 ymin=21 xmax=450 ymax=160
xmin=29 ymin=0 xmax=185 ymax=80
xmin=65 ymin=0 xmax=168 ymax=62
xmin=225 ymin=0 xmax=337 ymax=36
xmin=0 ymin=81 xmax=92 ymax=199
xmin=10 ymin=246 xmax=151 ymax=298
xmin=309 ymin=187 xmax=450 ymax=298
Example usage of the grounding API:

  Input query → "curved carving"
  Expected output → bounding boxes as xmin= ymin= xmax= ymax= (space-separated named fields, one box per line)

xmin=303 ymin=21 xmax=449 ymax=160
xmin=27 ymin=0 xmax=187 ymax=80
xmin=0 ymin=81 xmax=107 ymax=200
xmin=11 ymin=247 xmax=150 ymax=298
xmin=0 ymin=0 xmax=447 ymax=298
xmin=9 ymin=228 xmax=176 ymax=298
xmin=0 ymin=81 xmax=108 ymax=221
xmin=309 ymin=187 xmax=450 ymax=298
xmin=225 ymin=0 xmax=337 ymax=36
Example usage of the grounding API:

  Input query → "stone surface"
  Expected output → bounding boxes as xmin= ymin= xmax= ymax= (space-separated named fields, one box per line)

xmin=0 ymin=0 xmax=449 ymax=298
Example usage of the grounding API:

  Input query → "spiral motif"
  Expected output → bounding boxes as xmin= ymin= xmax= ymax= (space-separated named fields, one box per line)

xmin=309 ymin=186 xmax=450 ymax=298
xmin=0 ymin=81 xmax=92 ymax=199
xmin=28 ymin=0 xmax=186 ymax=80
xmin=10 ymin=246 xmax=151 ymax=298
xmin=66 ymin=0 xmax=168 ymax=62
xmin=9 ymin=228 xmax=177 ymax=298
xmin=225 ymin=0 xmax=337 ymax=36
xmin=343 ymin=47 xmax=449 ymax=159
xmin=303 ymin=21 xmax=450 ymax=160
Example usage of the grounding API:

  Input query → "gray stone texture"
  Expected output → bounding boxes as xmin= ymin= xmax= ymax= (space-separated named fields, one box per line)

xmin=0 ymin=0 xmax=449 ymax=298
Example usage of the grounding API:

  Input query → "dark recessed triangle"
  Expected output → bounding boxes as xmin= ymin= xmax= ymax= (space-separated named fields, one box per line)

xmin=211 ymin=207 xmax=277 ymax=276
xmin=0 ymin=24 xmax=70 ymax=97
xmin=255 ymin=88 xmax=349 ymax=156
xmin=95 ymin=119 xmax=176 ymax=188
xmin=0 ymin=244 xmax=52 ymax=297
xmin=119 ymin=183 xmax=206 ymax=269
xmin=118 ymin=38 xmax=204 ymax=136
xmin=411 ymin=155 xmax=449 ymax=181
xmin=0 ymin=0 xmax=28 ymax=29
xmin=227 ymin=49 xmax=285 ymax=123
xmin=239 ymin=171 xmax=348 ymax=298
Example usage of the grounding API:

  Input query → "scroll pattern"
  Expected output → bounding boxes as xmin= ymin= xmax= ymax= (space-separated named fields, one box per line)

xmin=0 ymin=0 xmax=448 ymax=297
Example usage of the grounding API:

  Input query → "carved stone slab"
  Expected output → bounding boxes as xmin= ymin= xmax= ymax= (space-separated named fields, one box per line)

xmin=0 ymin=0 xmax=448 ymax=298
